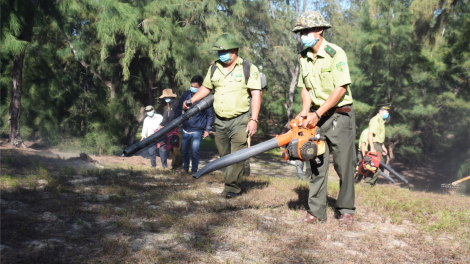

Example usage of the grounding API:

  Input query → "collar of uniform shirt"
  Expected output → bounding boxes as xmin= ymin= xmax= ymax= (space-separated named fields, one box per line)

xmin=306 ymin=39 xmax=328 ymax=60
xmin=217 ymin=57 xmax=243 ymax=76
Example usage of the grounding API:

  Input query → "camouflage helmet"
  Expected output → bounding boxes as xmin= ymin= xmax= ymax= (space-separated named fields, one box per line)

xmin=212 ymin=33 xmax=241 ymax=51
xmin=292 ymin=10 xmax=332 ymax=33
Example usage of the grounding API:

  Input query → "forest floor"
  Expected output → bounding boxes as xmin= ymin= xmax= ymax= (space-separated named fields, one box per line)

xmin=1 ymin=140 xmax=469 ymax=263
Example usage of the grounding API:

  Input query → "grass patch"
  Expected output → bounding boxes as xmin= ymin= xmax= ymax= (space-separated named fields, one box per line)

xmin=1 ymin=149 xmax=470 ymax=263
xmin=356 ymin=184 xmax=470 ymax=236
xmin=3 ymin=150 xmax=13 ymax=167
xmin=0 ymin=175 xmax=19 ymax=189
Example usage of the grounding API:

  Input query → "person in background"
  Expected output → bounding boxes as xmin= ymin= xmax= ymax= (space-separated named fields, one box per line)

xmin=158 ymin=89 xmax=182 ymax=170
xmin=140 ymin=106 xmax=163 ymax=168
xmin=182 ymin=33 xmax=262 ymax=199
xmin=365 ymin=105 xmax=390 ymax=186
xmin=358 ymin=128 xmax=369 ymax=162
xmin=354 ymin=127 xmax=369 ymax=183
xmin=173 ymin=75 xmax=213 ymax=176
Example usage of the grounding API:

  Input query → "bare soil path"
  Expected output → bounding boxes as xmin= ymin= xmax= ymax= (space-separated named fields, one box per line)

xmin=1 ymin=141 xmax=469 ymax=263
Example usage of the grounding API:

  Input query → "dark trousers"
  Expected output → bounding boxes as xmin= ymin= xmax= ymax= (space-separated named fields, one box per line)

xmin=307 ymin=107 xmax=356 ymax=220
xmin=171 ymin=132 xmax=182 ymax=169
xmin=148 ymin=145 xmax=169 ymax=168
xmin=214 ymin=112 xmax=249 ymax=194
xmin=182 ymin=130 xmax=203 ymax=173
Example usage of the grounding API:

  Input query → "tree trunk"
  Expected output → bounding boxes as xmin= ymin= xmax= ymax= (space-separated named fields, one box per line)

xmin=284 ymin=61 xmax=300 ymax=129
xmin=387 ymin=140 xmax=400 ymax=165
xmin=269 ymin=1 xmax=275 ymax=19
xmin=7 ymin=0 xmax=39 ymax=148
xmin=9 ymin=54 xmax=27 ymax=148
xmin=147 ymin=75 xmax=155 ymax=106
xmin=60 ymin=27 xmax=115 ymax=98
xmin=283 ymin=0 xmax=303 ymax=130
xmin=126 ymin=107 xmax=145 ymax=146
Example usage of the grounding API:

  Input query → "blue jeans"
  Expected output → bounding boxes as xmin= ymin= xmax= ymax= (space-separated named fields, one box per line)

xmin=181 ymin=131 xmax=203 ymax=173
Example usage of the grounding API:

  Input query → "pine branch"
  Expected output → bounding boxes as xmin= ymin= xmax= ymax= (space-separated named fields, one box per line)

xmin=59 ymin=27 xmax=114 ymax=94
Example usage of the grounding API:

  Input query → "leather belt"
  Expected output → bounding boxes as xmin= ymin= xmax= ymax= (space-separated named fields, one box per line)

xmin=311 ymin=104 xmax=352 ymax=116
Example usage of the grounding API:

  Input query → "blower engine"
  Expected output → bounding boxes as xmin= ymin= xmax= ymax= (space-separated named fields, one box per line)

xmin=281 ymin=124 xmax=326 ymax=162
xmin=157 ymin=128 xmax=180 ymax=150
xmin=357 ymin=151 xmax=397 ymax=183
xmin=358 ymin=152 xmax=381 ymax=176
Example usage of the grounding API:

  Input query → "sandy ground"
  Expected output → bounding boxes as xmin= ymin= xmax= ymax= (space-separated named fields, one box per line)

xmin=1 ymin=140 xmax=468 ymax=263
xmin=0 ymin=139 xmax=458 ymax=193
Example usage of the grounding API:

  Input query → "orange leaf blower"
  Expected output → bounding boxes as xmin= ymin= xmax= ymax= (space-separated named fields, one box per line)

xmin=358 ymin=152 xmax=382 ymax=176
xmin=357 ymin=152 xmax=410 ymax=184
xmin=193 ymin=119 xmax=326 ymax=179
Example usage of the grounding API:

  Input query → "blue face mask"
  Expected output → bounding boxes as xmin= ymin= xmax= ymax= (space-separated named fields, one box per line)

xmin=190 ymin=87 xmax=199 ymax=93
xmin=165 ymin=98 xmax=171 ymax=103
xmin=147 ymin=111 xmax=154 ymax=117
xmin=218 ymin=51 xmax=233 ymax=63
xmin=382 ymin=113 xmax=389 ymax=119
xmin=301 ymin=34 xmax=319 ymax=48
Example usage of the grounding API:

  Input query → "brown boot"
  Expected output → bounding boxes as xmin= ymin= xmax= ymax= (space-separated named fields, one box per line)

xmin=299 ymin=212 xmax=326 ymax=224
xmin=339 ymin=213 xmax=354 ymax=226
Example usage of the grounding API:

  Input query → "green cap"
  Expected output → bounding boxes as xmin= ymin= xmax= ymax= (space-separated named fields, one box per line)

xmin=212 ymin=33 xmax=241 ymax=51
xmin=292 ymin=10 xmax=332 ymax=33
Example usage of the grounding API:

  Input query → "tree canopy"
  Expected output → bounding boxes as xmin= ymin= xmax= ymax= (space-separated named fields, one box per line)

xmin=1 ymin=0 xmax=469 ymax=177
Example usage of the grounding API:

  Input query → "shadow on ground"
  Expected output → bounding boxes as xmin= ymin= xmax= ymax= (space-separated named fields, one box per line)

xmin=286 ymin=184 xmax=341 ymax=219
xmin=1 ymin=151 xmax=279 ymax=263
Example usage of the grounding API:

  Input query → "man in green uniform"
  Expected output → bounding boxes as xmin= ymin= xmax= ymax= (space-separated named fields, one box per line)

xmin=358 ymin=128 xmax=369 ymax=162
xmin=183 ymin=33 xmax=261 ymax=198
xmin=292 ymin=11 xmax=356 ymax=226
xmin=354 ymin=128 xmax=369 ymax=183
xmin=365 ymin=106 xmax=390 ymax=186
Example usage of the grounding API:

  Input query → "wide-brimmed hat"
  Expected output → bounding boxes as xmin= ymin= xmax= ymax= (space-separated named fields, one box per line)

xmin=159 ymin=89 xmax=177 ymax=98
xmin=144 ymin=105 xmax=154 ymax=111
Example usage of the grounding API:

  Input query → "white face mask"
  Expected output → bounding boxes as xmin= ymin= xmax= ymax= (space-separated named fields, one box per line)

xmin=147 ymin=111 xmax=154 ymax=117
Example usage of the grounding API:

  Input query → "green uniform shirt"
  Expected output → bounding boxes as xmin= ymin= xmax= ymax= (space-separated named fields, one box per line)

xmin=296 ymin=39 xmax=353 ymax=108
xmin=202 ymin=57 xmax=261 ymax=118
xmin=369 ymin=114 xmax=386 ymax=144
xmin=358 ymin=128 xmax=369 ymax=151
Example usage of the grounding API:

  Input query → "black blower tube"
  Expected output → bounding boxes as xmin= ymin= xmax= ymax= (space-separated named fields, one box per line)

xmin=122 ymin=94 xmax=214 ymax=157
xmin=379 ymin=171 xmax=395 ymax=183
xmin=380 ymin=162 xmax=408 ymax=184
xmin=193 ymin=138 xmax=280 ymax=179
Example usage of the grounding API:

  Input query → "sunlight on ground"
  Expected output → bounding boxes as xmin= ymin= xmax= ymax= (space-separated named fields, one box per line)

xmin=1 ymin=150 xmax=469 ymax=263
